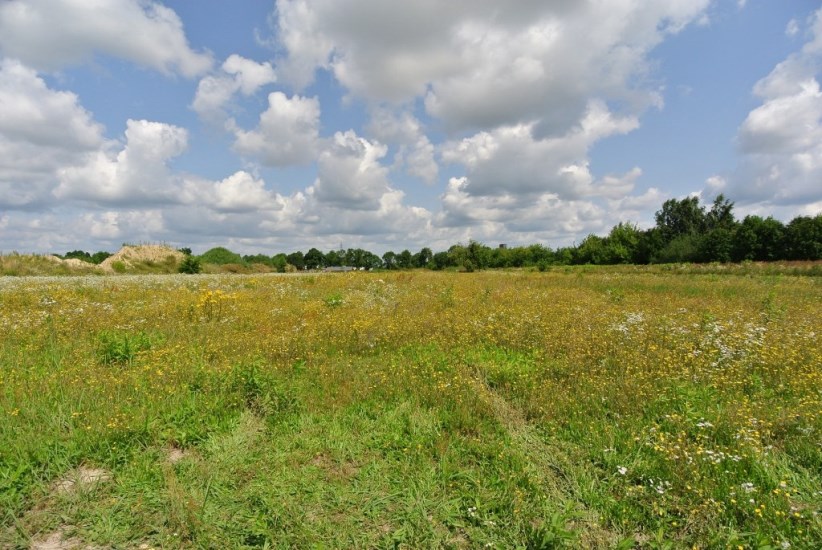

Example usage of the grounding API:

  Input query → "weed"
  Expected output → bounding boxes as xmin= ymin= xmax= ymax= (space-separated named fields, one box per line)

xmin=323 ymin=292 xmax=344 ymax=308
xmin=96 ymin=330 xmax=153 ymax=365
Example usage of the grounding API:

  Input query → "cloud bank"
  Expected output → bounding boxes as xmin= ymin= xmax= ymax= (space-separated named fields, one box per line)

xmin=0 ymin=1 xmax=819 ymax=254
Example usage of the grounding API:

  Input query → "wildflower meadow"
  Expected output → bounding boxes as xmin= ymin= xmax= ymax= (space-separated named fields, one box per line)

xmin=1 ymin=267 xmax=820 ymax=548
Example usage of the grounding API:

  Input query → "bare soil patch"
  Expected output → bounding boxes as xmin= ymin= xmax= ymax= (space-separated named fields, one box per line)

xmin=52 ymin=467 xmax=111 ymax=494
xmin=29 ymin=528 xmax=108 ymax=550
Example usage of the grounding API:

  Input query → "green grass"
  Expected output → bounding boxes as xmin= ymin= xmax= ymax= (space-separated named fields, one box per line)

xmin=1 ymin=269 xmax=820 ymax=548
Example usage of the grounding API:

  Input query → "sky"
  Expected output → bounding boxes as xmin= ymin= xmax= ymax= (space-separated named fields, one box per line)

xmin=1 ymin=0 xmax=821 ymax=255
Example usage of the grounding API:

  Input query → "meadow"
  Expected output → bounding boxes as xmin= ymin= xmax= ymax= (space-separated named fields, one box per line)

xmin=0 ymin=267 xmax=820 ymax=548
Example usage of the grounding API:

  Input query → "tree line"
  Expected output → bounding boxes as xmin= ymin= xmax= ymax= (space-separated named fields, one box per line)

xmin=58 ymin=195 xmax=821 ymax=272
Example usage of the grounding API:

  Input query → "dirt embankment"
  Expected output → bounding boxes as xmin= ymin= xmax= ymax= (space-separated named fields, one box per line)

xmin=99 ymin=245 xmax=185 ymax=273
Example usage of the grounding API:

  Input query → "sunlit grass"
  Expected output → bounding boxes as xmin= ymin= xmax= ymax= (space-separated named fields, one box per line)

xmin=1 ymin=270 xmax=820 ymax=548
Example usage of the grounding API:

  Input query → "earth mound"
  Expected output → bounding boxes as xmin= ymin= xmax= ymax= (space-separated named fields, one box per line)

xmin=99 ymin=245 xmax=185 ymax=273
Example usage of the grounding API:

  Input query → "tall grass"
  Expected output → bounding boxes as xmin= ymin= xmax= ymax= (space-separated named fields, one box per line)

xmin=1 ymin=270 xmax=819 ymax=548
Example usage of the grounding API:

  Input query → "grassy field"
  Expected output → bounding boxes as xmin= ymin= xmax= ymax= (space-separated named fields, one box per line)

xmin=1 ymin=268 xmax=820 ymax=548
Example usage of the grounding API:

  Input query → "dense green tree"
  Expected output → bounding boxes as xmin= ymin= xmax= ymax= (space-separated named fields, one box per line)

xmin=466 ymin=240 xmax=491 ymax=270
xmin=732 ymin=216 xmax=785 ymax=262
xmin=413 ymin=247 xmax=433 ymax=268
xmin=271 ymin=253 xmax=289 ymax=273
xmin=705 ymin=194 xmax=736 ymax=231
xmin=447 ymin=244 xmax=468 ymax=269
xmin=574 ymin=234 xmax=607 ymax=265
xmin=324 ymin=249 xmax=343 ymax=267
xmin=344 ymin=248 xmax=363 ymax=268
xmin=655 ymin=196 xmax=707 ymax=243
xmin=397 ymin=249 xmax=413 ymax=269
xmin=243 ymin=254 xmax=273 ymax=266
xmin=698 ymin=227 xmax=734 ymax=263
xmin=526 ymin=244 xmax=553 ymax=266
xmin=784 ymin=215 xmax=822 ymax=260
xmin=604 ymin=222 xmax=643 ymax=264
xmin=633 ymin=228 xmax=662 ymax=264
xmin=304 ymin=248 xmax=325 ymax=269
xmin=199 ymin=247 xmax=244 ymax=265
xmin=338 ymin=248 xmax=381 ymax=269
xmin=506 ymin=247 xmax=527 ymax=268
xmin=489 ymin=246 xmax=512 ymax=268
xmin=286 ymin=251 xmax=305 ymax=270
xmin=382 ymin=251 xmax=397 ymax=269
xmin=362 ymin=251 xmax=383 ymax=270
xmin=554 ymin=247 xmax=574 ymax=265
xmin=90 ymin=251 xmax=112 ymax=264
xmin=431 ymin=251 xmax=452 ymax=270
xmin=652 ymin=234 xmax=702 ymax=264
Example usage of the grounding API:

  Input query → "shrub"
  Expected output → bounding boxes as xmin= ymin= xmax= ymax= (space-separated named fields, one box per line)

xmin=219 ymin=263 xmax=247 ymax=273
xmin=324 ymin=292 xmax=344 ymax=308
xmin=178 ymin=256 xmax=202 ymax=274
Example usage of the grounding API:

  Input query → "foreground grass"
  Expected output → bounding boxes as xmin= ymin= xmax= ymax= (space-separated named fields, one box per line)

xmin=0 ymin=270 xmax=820 ymax=548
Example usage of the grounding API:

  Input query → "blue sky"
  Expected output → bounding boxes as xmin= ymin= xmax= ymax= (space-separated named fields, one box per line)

xmin=1 ymin=0 xmax=821 ymax=255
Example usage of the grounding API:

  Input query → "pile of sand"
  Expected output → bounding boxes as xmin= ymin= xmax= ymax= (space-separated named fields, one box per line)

xmin=42 ymin=255 xmax=98 ymax=270
xmin=99 ymin=245 xmax=185 ymax=273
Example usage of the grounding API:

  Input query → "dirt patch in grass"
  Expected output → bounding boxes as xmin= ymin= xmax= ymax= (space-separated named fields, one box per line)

xmin=309 ymin=453 xmax=360 ymax=480
xmin=29 ymin=528 xmax=108 ymax=550
xmin=165 ymin=445 xmax=194 ymax=465
xmin=30 ymin=529 xmax=84 ymax=550
xmin=52 ymin=467 xmax=111 ymax=494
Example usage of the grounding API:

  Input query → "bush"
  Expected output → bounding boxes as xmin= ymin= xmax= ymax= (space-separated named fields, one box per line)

xmin=111 ymin=260 xmax=127 ymax=273
xmin=179 ymin=256 xmax=202 ymax=274
xmin=218 ymin=263 xmax=247 ymax=274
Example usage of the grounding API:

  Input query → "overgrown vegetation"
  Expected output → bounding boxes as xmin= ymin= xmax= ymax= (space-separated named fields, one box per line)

xmin=0 ymin=253 xmax=101 ymax=276
xmin=1 ymin=269 xmax=819 ymax=548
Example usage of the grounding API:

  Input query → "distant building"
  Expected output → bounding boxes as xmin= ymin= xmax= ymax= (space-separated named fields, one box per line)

xmin=323 ymin=266 xmax=356 ymax=272
xmin=499 ymin=244 xmax=508 ymax=249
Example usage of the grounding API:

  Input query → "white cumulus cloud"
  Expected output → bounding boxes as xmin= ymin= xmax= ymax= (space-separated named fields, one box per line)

xmin=231 ymin=92 xmax=320 ymax=166
xmin=367 ymin=108 xmax=438 ymax=183
xmin=182 ymin=171 xmax=284 ymax=214
xmin=440 ymin=101 xmax=639 ymax=200
xmin=0 ymin=59 xmax=104 ymax=209
xmin=719 ymin=8 xmax=822 ymax=212
xmin=0 ymin=0 xmax=212 ymax=76
xmin=192 ymin=55 xmax=277 ymax=122
xmin=55 ymin=119 xmax=189 ymax=205
xmin=268 ymin=0 xmax=711 ymax=244
xmin=273 ymin=0 xmax=707 ymax=135
xmin=311 ymin=130 xmax=391 ymax=209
